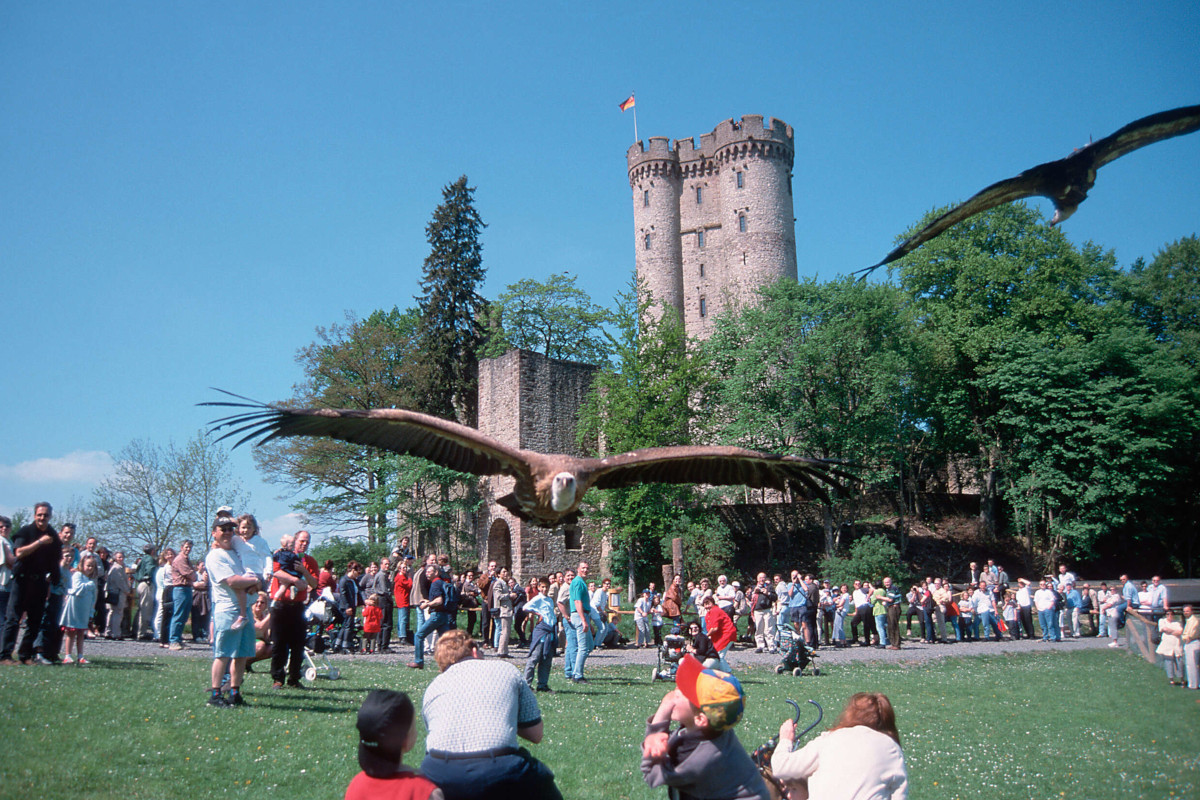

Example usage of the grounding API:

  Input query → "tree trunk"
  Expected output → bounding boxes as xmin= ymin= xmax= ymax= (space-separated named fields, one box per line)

xmin=979 ymin=443 xmax=1000 ymax=540
xmin=822 ymin=504 xmax=836 ymax=558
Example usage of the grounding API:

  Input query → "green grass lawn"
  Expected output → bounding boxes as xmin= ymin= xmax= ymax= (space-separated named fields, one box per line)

xmin=2 ymin=649 xmax=1197 ymax=799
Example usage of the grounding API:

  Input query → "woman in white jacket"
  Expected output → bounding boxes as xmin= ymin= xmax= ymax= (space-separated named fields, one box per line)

xmin=772 ymin=692 xmax=907 ymax=800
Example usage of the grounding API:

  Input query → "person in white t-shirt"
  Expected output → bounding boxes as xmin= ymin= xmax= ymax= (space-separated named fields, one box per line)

xmin=204 ymin=518 xmax=260 ymax=707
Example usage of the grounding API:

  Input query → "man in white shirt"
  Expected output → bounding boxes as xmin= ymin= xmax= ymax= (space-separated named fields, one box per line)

xmin=1033 ymin=581 xmax=1057 ymax=642
xmin=714 ymin=575 xmax=737 ymax=619
xmin=1014 ymin=578 xmax=1035 ymax=640
xmin=1147 ymin=576 xmax=1169 ymax=620
xmin=204 ymin=518 xmax=261 ymax=708
xmin=1056 ymin=564 xmax=1077 ymax=590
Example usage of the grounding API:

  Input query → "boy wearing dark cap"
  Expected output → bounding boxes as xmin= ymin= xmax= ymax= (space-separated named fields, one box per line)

xmin=347 ymin=689 xmax=443 ymax=800
xmin=641 ymin=654 xmax=770 ymax=799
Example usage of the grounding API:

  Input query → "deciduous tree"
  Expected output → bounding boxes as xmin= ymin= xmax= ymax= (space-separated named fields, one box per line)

xmin=480 ymin=272 xmax=613 ymax=365
xmin=89 ymin=431 xmax=246 ymax=555
xmin=576 ymin=279 xmax=711 ymax=586
xmin=254 ymin=307 xmax=428 ymax=542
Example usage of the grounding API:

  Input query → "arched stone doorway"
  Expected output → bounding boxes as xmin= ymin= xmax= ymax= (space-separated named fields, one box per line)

xmin=487 ymin=518 xmax=512 ymax=571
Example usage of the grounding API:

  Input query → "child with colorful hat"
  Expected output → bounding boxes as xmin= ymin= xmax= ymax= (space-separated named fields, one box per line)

xmin=640 ymin=654 xmax=770 ymax=799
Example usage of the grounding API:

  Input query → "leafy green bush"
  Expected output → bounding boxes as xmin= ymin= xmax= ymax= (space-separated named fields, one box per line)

xmin=820 ymin=533 xmax=911 ymax=586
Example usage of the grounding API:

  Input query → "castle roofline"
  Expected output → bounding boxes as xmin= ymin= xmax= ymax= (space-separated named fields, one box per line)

xmin=626 ymin=115 xmax=794 ymax=172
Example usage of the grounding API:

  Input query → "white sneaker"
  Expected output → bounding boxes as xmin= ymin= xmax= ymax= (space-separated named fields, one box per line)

xmin=62 ymin=654 xmax=74 ymax=664
xmin=1107 ymin=641 xmax=1119 ymax=647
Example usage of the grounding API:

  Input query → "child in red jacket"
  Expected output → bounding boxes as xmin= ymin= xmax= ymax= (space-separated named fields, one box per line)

xmin=362 ymin=594 xmax=383 ymax=654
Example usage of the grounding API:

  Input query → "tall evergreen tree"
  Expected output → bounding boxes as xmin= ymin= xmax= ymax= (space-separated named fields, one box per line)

xmin=416 ymin=175 xmax=487 ymax=425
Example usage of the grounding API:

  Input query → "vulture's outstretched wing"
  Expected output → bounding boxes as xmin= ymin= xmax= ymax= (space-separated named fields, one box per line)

xmin=204 ymin=394 xmax=528 ymax=478
xmin=1088 ymin=105 xmax=1200 ymax=169
xmin=862 ymin=104 xmax=1200 ymax=275
xmin=585 ymin=445 xmax=855 ymax=502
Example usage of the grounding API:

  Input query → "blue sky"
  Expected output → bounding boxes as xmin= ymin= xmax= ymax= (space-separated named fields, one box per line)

xmin=2 ymin=3 xmax=1197 ymax=547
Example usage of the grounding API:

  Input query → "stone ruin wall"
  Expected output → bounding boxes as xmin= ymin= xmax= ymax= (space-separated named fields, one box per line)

xmin=475 ymin=349 xmax=605 ymax=582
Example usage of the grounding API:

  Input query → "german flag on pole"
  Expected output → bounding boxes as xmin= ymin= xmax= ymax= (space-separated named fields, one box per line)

xmin=619 ymin=94 xmax=635 ymax=112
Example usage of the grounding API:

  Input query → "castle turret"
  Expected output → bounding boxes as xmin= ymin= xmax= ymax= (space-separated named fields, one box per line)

xmin=627 ymin=116 xmax=797 ymax=339
xmin=627 ymin=136 xmax=684 ymax=320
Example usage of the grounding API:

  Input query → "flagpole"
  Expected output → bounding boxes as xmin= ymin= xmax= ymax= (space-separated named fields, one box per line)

xmin=632 ymin=92 xmax=638 ymax=144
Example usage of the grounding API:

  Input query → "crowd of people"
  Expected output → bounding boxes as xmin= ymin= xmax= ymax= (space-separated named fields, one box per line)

xmin=4 ymin=505 xmax=1197 ymax=700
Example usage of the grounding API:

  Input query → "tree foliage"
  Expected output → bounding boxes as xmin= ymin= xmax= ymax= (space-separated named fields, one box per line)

xmin=89 ymin=431 xmax=246 ymax=555
xmin=576 ymin=279 xmax=711 ymax=586
xmin=364 ymin=454 xmax=482 ymax=568
xmin=480 ymin=272 xmax=613 ymax=365
xmin=703 ymin=277 xmax=924 ymax=555
xmin=254 ymin=308 xmax=427 ymax=542
xmin=820 ymin=534 xmax=910 ymax=588
xmin=416 ymin=175 xmax=487 ymax=425
xmin=895 ymin=203 xmax=1120 ymax=539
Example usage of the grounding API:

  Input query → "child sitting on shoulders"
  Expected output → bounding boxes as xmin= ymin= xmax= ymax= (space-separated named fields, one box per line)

xmin=362 ymin=593 xmax=383 ymax=654
xmin=346 ymin=689 xmax=442 ymax=800
xmin=272 ymin=534 xmax=306 ymax=604
xmin=641 ymin=653 xmax=770 ymax=800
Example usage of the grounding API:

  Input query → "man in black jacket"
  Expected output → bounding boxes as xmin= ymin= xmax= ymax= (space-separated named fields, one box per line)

xmin=1 ymin=502 xmax=62 ymax=665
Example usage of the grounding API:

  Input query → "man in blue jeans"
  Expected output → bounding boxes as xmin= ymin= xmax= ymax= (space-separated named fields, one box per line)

xmin=563 ymin=561 xmax=595 ymax=683
xmin=408 ymin=563 xmax=454 ymax=669
xmin=168 ymin=540 xmax=197 ymax=650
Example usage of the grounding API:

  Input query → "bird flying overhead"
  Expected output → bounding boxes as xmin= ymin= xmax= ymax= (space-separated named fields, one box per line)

xmin=862 ymin=104 xmax=1200 ymax=275
xmin=205 ymin=394 xmax=854 ymax=528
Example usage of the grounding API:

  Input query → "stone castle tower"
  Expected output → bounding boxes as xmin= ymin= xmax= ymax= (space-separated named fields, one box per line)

xmin=627 ymin=115 xmax=798 ymax=338
xmin=472 ymin=116 xmax=798 ymax=581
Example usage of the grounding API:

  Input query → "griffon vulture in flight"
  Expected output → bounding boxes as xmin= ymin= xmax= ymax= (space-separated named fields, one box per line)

xmin=862 ymin=104 xmax=1200 ymax=275
xmin=206 ymin=396 xmax=853 ymax=528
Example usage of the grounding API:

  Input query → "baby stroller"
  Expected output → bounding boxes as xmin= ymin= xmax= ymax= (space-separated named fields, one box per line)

xmin=774 ymin=623 xmax=819 ymax=677
xmin=302 ymin=596 xmax=342 ymax=681
xmin=651 ymin=633 xmax=688 ymax=682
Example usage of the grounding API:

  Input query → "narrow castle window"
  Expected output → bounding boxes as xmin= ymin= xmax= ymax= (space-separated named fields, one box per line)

xmin=696 ymin=186 xmax=703 ymax=204
xmin=738 ymin=214 xmax=747 ymax=233
xmin=644 ymin=233 xmax=651 ymax=250
xmin=736 ymin=171 xmax=744 ymax=189
xmin=697 ymin=230 xmax=705 ymax=248
xmin=743 ymin=252 xmax=747 ymax=265
xmin=699 ymin=297 xmax=708 ymax=317
xmin=699 ymin=263 xmax=705 ymax=278
xmin=643 ymin=189 xmax=649 ymax=207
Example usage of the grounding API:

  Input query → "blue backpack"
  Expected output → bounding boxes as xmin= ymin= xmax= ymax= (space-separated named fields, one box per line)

xmin=439 ymin=572 xmax=460 ymax=614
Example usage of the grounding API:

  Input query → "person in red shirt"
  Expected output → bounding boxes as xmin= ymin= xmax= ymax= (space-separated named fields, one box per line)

xmin=345 ymin=689 xmax=442 ymax=800
xmin=362 ymin=594 xmax=383 ymax=654
xmin=393 ymin=554 xmax=414 ymax=647
xmin=269 ymin=530 xmax=318 ymax=689
xmin=701 ymin=595 xmax=736 ymax=671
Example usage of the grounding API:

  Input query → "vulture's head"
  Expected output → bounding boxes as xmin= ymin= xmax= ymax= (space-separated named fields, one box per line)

xmin=550 ymin=472 xmax=578 ymax=512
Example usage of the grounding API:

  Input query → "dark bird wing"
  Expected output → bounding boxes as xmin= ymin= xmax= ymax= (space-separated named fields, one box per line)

xmin=584 ymin=445 xmax=855 ymax=502
xmin=204 ymin=393 xmax=529 ymax=478
xmin=861 ymin=104 xmax=1200 ymax=275
xmin=1086 ymin=104 xmax=1200 ymax=169
xmin=862 ymin=172 xmax=1049 ymax=272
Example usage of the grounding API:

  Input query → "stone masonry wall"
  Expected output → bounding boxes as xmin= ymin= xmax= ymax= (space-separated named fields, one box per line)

xmin=474 ymin=349 xmax=605 ymax=582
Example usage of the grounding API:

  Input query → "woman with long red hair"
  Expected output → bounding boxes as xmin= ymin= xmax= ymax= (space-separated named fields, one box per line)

xmin=771 ymin=692 xmax=907 ymax=800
